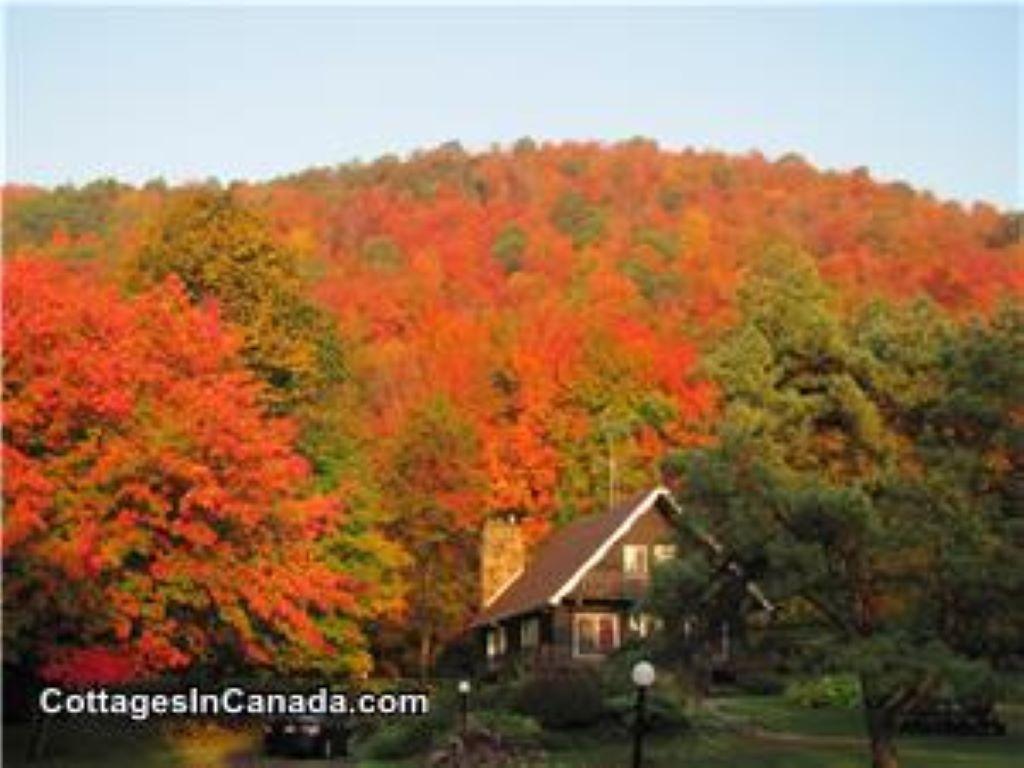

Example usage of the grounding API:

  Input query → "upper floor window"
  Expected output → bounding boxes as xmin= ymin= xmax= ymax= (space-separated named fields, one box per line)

xmin=623 ymin=544 xmax=648 ymax=578
xmin=653 ymin=543 xmax=677 ymax=564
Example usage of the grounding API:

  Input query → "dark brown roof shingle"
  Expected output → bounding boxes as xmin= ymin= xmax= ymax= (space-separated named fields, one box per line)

xmin=472 ymin=487 xmax=666 ymax=627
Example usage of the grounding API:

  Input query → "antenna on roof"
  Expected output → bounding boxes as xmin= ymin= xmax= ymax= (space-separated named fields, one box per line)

xmin=603 ymin=416 xmax=618 ymax=512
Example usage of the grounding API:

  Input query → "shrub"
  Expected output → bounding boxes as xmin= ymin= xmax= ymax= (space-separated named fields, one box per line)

xmin=473 ymin=681 xmax=520 ymax=713
xmin=514 ymin=668 xmax=608 ymax=729
xmin=597 ymin=644 xmax=648 ymax=692
xmin=474 ymin=711 xmax=544 ymax=749
xmin=358 ymin=683 xmax=456 ymax=759
xmin=359 ymin=717 xmax=436 ymax=759
xmin=735 ymin=672 xmax=786 ymax=696
xmin=784 ymin=674 xmax=862 ymax=709
xmin=604 ymin=689 xmax=690 ymax=734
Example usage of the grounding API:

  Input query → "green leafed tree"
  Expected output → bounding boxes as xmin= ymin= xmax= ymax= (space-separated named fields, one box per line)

xmin=130 ymin=190 xmax=407 ymax=672
xmin=549 ymin=191 xmax=606 ymax=250
xmin=131 ymin=189 xmax=344 ymax=414
xmin=654 ymin=244 xmax=1023 ymax=768
xmin=385 ymin=396 xmax=485 ymax=680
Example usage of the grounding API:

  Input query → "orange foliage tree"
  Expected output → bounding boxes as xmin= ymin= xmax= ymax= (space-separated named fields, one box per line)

xmin=2 ymin=260 xmax=368 ymax=684
xmin=4 ymin=141 xmax=1020 ymax=677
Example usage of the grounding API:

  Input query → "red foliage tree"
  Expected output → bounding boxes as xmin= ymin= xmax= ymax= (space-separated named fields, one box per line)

xmin=2 ymin=260 xmax=365 ymax=684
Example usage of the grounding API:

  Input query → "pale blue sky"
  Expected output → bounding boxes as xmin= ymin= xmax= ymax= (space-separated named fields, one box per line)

xmin=5 ymin=4 xmax=1021 ymax=207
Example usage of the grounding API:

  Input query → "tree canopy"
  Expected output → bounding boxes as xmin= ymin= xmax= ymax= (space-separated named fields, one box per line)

xmin=3 ymin=260 xmax=368 ymax=683
xmin=652 ymin=246 xmax=1022 ymax=768
xmin=2 ymin=141 xmax=1020 ymax=689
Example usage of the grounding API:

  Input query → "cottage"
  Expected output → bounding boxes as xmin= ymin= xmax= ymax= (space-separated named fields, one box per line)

xmin=471 ymin=487 xmax=689 ymax=669
xmin=471 ymin=485 xmax=774 ymax=671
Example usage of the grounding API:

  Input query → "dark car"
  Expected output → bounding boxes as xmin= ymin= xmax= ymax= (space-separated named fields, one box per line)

xmin=263 ymin=714 xmax=349 ymax=759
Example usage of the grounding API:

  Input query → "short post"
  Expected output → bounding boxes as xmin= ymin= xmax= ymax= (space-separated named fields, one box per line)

xmin=457 ymin=679 xmax=471 ymax=739
xmin=631 ymin=661 xmax=655 ymax=768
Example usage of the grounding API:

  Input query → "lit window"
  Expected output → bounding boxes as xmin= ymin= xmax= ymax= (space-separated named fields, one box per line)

xmin=653 ymin=544 xmax=677 ymax=563
xmin=623 ymin=545 xmax=648 ymax=577
xmin=629 ymin=612 xmax=663 ymax=638
xmin=520 ymin=617 xmax=539 ymax=648
xmin=486 ymin=626 xmax=507 ymax=658
xmin=574 ymin=613 xmax=619 ymax=656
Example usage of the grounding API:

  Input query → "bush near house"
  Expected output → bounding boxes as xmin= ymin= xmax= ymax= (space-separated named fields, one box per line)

xmin=784 ymin=674 xmax=862 ymax=710
xmin=734 ymin=672 xmax=787 ymax=696
xmin=473 ymin=710 xmax=545 ymax=748
xmin=357 ymin=684 xmax=457 ymax=759
xmin=604 ymin=691 xmax=690 ymax=733
xmin=360 ymin=716 xmax=438 ymax=761
xmin=513 ymin=668 xmax=608 ymax=729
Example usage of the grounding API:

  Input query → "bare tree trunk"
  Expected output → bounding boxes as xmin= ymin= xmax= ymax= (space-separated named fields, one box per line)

xmin=416 ymin=557 xmax=435 ymax=683
xmin=862 ymin=676 xmax=900 ymax=768
xmin=418 ymin=629 xmax=433 ymax=684
xmin=26 ymin=708 xmax=51 ymax=762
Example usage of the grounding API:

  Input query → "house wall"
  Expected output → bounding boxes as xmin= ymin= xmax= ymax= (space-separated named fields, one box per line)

xmin=552 ymin=606 xmax=573 ymax=649
xmin=566 ymin=505 xmax=677 ymax=602
xmin=478 ymin=500 xmax=680 ymax=669
xmin=479 ymin=609 xmax=555 ymax=668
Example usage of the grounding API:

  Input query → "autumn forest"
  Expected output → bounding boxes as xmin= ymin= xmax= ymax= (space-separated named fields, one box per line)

xmin=3 ymin=139 xmax=1021 ymax=691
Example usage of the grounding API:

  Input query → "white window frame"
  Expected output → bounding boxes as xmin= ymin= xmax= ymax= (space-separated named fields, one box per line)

xmin=572 ymin=612 xmax=620 ymax=658
xmin=486 ymin=625 xmax=508 ymax=658
xmin=623 ymin=544 xmax=648 ymax=578
xmin=520 ymin=617 xmax=540 ymax=649
xmin=652 ymin=543 xmax=677 ymax=564
xmin=628 ymin=612 xmax=663 ymax=638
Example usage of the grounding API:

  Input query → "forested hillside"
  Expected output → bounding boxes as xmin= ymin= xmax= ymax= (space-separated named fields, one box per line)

xmin=4 ymin=140 xmax=1021 ymax=680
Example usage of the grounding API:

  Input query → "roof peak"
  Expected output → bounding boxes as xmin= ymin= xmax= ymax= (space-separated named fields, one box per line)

xmin=472 ymin=485 xmax=673 ymax=627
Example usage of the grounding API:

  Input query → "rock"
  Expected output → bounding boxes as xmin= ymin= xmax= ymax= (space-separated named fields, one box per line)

xmin=422 ymin=725 xmax=546 ymax=767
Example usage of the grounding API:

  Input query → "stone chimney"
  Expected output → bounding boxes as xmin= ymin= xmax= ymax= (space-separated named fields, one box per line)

xmin=480 ymin=514 xmax=525 ymax=608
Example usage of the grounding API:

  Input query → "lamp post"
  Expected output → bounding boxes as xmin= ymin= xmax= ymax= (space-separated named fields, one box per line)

xmin=457 ymin=679 xmax=471 ymax=739
xmin=631 ymin=661 xmax=655 ymax=768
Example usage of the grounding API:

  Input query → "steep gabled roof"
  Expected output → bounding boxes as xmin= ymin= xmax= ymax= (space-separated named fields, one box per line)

xmin=472 ymin=487 xmax=671 ymax=627
xmin=471 ymin=485 xmax=775 ymax=628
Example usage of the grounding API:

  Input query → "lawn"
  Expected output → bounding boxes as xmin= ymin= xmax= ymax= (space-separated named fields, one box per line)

xmin=355 ymin=695 xmax=1024 ymax=768
xmin=542 ymin=732 xmax=1024 ymax=768
xmin=4 ymin=698 xmax=1023 ymax=767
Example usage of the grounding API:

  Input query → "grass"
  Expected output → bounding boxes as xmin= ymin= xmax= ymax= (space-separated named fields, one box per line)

xmin=2 ymin=718 xmax=248 ymax=768
xmin=543 ymin=721 xmax=1024 ymax=768
xmin=518 ymin=695 xmax=1024 ymax=768
xmin=542 ymin=734 xmax=1024 ymax=768
xmin=713 ymin=693 xmax=870 ymax=736
xmin=4 ymin=698 xmax=1023 ymax=767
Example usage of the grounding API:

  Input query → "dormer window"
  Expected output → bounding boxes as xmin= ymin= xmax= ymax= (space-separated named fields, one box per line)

xmin=623 ymin=544 xmax=648 ymax=578
xmin=653 ymin=543 xmax=677 ymax=564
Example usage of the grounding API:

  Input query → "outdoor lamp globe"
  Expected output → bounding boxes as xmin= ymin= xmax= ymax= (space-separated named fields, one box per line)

xmin=458 ymin=680 xmax=471 ymax=695
xmin=631 ymin=661 xmax=656 ymax=688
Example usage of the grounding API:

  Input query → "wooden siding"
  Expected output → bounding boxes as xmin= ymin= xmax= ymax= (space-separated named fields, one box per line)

xmin=477 ymin=496 xmax=680 ymax=670
xmin=563 ymin=504 xmax=677 ymax=603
